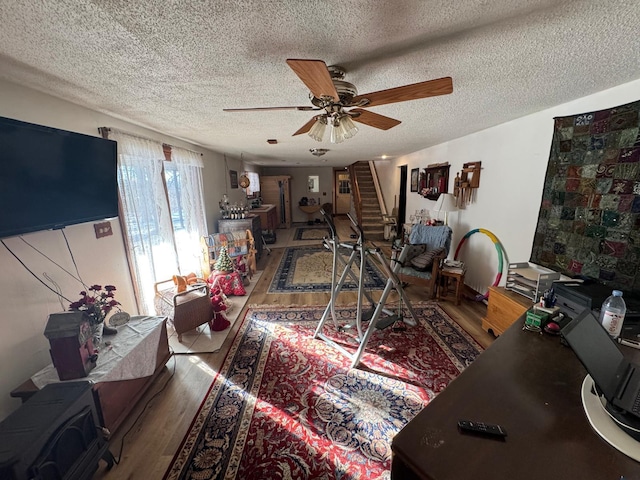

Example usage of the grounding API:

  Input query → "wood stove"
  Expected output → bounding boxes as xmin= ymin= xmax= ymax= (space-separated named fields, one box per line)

xmin=0 ymin=381 xmax=113 ymax=479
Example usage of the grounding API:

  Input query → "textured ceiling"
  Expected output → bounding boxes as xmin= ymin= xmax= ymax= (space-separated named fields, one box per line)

xmin=0 ymin=1 xmax=638 ymax=167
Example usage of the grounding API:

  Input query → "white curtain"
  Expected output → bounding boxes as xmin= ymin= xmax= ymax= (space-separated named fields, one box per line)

xmin=110 ymin=131 xmax=178 ymax=314
xmin=167 ymin=146 xmax=208 ymax=276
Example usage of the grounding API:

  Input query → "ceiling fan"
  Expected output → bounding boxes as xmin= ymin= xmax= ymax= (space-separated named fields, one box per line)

xmin=223 ymin=59 xmax=453 ymax=143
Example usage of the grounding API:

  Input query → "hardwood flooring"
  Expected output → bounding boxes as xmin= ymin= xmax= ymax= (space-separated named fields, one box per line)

xmin=94 ymin=218 xmax=495 ymax=479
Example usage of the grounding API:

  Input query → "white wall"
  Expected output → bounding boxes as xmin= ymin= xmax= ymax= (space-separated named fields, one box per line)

xmin=391 ymin=79 xmax=640 ymax=294
xmin=0 ymin=79 xmax=230 ymax=419
xmin=262 ymin=166 xmax=334 ymax=223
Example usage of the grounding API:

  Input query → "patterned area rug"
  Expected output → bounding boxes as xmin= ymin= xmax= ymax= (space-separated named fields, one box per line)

xmin=294 ymin=226 xmax=331 ymax=241
xmin=163 ymin=303 xmax=483 ymax=480
xmin=269 ymin=246 xmax=387 ymax=293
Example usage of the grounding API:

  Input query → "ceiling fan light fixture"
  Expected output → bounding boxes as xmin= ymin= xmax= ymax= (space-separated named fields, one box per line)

xmin=341 ymin=114 xmax=358 ymax=138
xmin=336 ymin=120 xmax=350 ymax=141
xmin=308 ymin=110 xmax=359 ymax=144
xmin=330 ymin=122 xmax=343 ymax=144
xmin=310 ymin=148 xmax=329 ymax=157
xmin=308 ymin=116 xmax=326 ymax=142
xmin=327 ymin=114 xmax=358 ymax=144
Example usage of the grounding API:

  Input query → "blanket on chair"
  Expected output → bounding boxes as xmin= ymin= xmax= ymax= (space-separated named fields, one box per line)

xmin=409 ymin=224 xmax=452 ymax=253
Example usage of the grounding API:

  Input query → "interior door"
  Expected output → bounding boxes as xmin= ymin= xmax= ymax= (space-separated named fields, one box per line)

xmin=334 ymin=170 xmax=351 ymax=215
xmin=398 ymin=165 xmax=407 ymax=225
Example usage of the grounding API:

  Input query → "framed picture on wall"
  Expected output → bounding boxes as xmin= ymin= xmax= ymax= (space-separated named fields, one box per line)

xmin=410 ymin=168 xmax=419 ymax=192
xmin=229 ymin=170 xmax=238 ymax=189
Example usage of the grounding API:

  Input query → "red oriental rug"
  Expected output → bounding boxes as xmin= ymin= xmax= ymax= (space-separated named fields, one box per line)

xmin=163 ymin=303 xmax=482 ymax=480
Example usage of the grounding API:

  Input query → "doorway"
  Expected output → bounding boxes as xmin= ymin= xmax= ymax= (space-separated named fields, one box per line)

xmin=334 ymin=169 xmax=351 ymax=215
xmin=398 ymin=165 xmax=407 ymax=226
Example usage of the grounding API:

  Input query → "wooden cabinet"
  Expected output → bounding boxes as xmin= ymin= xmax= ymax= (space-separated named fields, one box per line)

xmin=420 ymin=163 xmax=450 ymax=200
xmin=253 ymin=204 xmax=277 ymax=232
xmin=218 ymin=214 xmax=262 ymax=259
xmin=261 ymin=175 xmax=291 ymax=229
xmin=482 ymin=286 xmax=532 ymax=336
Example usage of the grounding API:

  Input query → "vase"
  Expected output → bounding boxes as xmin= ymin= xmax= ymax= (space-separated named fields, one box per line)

xmin=91 ymin=322 xmax=104 ymax=349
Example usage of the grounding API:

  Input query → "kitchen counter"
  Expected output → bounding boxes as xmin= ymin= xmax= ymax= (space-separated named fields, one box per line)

xmin=251 ymin=204 xmax=277 ymax=233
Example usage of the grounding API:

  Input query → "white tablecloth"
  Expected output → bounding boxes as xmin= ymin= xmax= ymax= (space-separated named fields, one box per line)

xmin=32 ymin=316 xmax=166 ymax=388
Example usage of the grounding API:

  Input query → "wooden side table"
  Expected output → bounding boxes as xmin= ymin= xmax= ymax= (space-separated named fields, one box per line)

xmin=438 ymin=264 xmax=466 ymax=305
xmin=299 ymin=204 xmax=322 ymax=224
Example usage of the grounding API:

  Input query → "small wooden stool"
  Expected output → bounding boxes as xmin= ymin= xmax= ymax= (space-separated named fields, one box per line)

xmin=438 ymin=265 xmax=466 ymax=305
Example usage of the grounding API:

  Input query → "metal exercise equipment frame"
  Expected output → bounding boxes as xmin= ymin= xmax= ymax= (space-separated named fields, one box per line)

xmin=313 ymin=210 xmax=417 ymax=368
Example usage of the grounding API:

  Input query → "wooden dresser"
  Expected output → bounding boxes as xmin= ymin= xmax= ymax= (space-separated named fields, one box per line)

xmin=482 ymin=286 xmax=532 ymax=336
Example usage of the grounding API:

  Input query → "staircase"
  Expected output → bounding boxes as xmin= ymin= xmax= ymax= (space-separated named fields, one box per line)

xmin=349 ymin=161 xmax=385 ymax=240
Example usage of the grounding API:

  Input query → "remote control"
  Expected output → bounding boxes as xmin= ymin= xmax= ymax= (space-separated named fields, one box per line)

xmin=457 ymin=420 xmax=507 ymax=438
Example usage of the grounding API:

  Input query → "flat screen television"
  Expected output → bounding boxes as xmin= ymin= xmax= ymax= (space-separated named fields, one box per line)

xmin=0 ymin=116 xmax=118 ymax=238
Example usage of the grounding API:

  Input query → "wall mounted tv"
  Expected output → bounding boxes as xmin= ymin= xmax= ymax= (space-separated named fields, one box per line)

xmin=0 ymin=116 xmax=118 ymax=238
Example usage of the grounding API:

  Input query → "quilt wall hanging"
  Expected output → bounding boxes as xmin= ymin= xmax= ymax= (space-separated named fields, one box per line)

xmin=530 ymin=99 xmax=640 ymax=292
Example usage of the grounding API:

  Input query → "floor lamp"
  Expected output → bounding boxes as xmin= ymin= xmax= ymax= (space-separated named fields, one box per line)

xmin=434 ymin=193 xmax=458 ymax=226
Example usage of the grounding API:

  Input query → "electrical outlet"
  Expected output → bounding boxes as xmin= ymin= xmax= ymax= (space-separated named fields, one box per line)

xmin=94 ymin=221 xmax=113 ymax=239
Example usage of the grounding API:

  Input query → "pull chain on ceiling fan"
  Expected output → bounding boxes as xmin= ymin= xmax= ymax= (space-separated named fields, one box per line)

xmin=223 ymin=59 xmax=453 ymax=144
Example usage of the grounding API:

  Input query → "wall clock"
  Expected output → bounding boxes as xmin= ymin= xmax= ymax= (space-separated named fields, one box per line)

xmin=239 ymin=175 xmax=250 ymax=189
xmin=109 ymin=311 xmax=131 ymax=327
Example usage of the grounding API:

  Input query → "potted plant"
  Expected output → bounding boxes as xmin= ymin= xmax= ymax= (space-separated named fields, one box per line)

xmin=69 ymin=284 xmax=120 ymax=348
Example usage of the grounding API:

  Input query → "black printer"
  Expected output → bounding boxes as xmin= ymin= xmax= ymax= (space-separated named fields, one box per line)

xmin=553 ymin=281 xmax=640 ymax=339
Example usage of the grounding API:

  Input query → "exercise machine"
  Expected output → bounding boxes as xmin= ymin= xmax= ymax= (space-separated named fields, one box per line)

xmin=313 ymin=210 xmax=417 ymax=368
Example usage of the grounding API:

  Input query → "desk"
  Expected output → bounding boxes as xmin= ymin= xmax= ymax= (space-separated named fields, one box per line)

xmin=11 ymin=316 xmax=170 ymax=434
xmin=299 ymin=204 xmax=322 ymax=224
xmin=391 ymin=316 xmax=640 ymax=479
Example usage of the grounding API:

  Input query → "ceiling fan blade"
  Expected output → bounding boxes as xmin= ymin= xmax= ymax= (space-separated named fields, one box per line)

xmin=223 ymin=106 xmax=316 ymax=112
xmin=351 ymin=77 xmax=453 ymax=108
xmin=349 ymin=109 xmax=401 ymax=130
xmin=292 ymin=116 xmax=319 ymax=136
xmin=286 ymin=59 xmax=340 ymax=102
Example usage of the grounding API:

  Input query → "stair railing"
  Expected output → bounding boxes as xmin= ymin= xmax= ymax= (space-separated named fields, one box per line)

xmin=348 ymin=163 xmax=362 ymax=226
xmin=369 ymin=161 xmax=388 ymax=217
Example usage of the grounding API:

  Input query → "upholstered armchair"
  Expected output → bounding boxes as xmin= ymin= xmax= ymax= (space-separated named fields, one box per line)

xmin=392 ymin=224 xmax=452 ymax=299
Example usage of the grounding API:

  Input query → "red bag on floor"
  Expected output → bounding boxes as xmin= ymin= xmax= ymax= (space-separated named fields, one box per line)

xmin=208 ymin=270 xmax=246 ymax=296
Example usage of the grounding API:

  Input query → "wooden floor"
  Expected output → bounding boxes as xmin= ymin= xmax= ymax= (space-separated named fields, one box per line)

xmin=95 ymin=218 xmax=495 ymax=479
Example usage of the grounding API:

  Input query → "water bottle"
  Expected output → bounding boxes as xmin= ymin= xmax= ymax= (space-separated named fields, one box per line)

xmin=599 ymin=290 xmax=626 ymax=339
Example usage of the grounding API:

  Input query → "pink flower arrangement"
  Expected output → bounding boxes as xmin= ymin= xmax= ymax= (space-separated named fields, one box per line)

xmin=69 ymin=284 xmax=121 ymax=325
